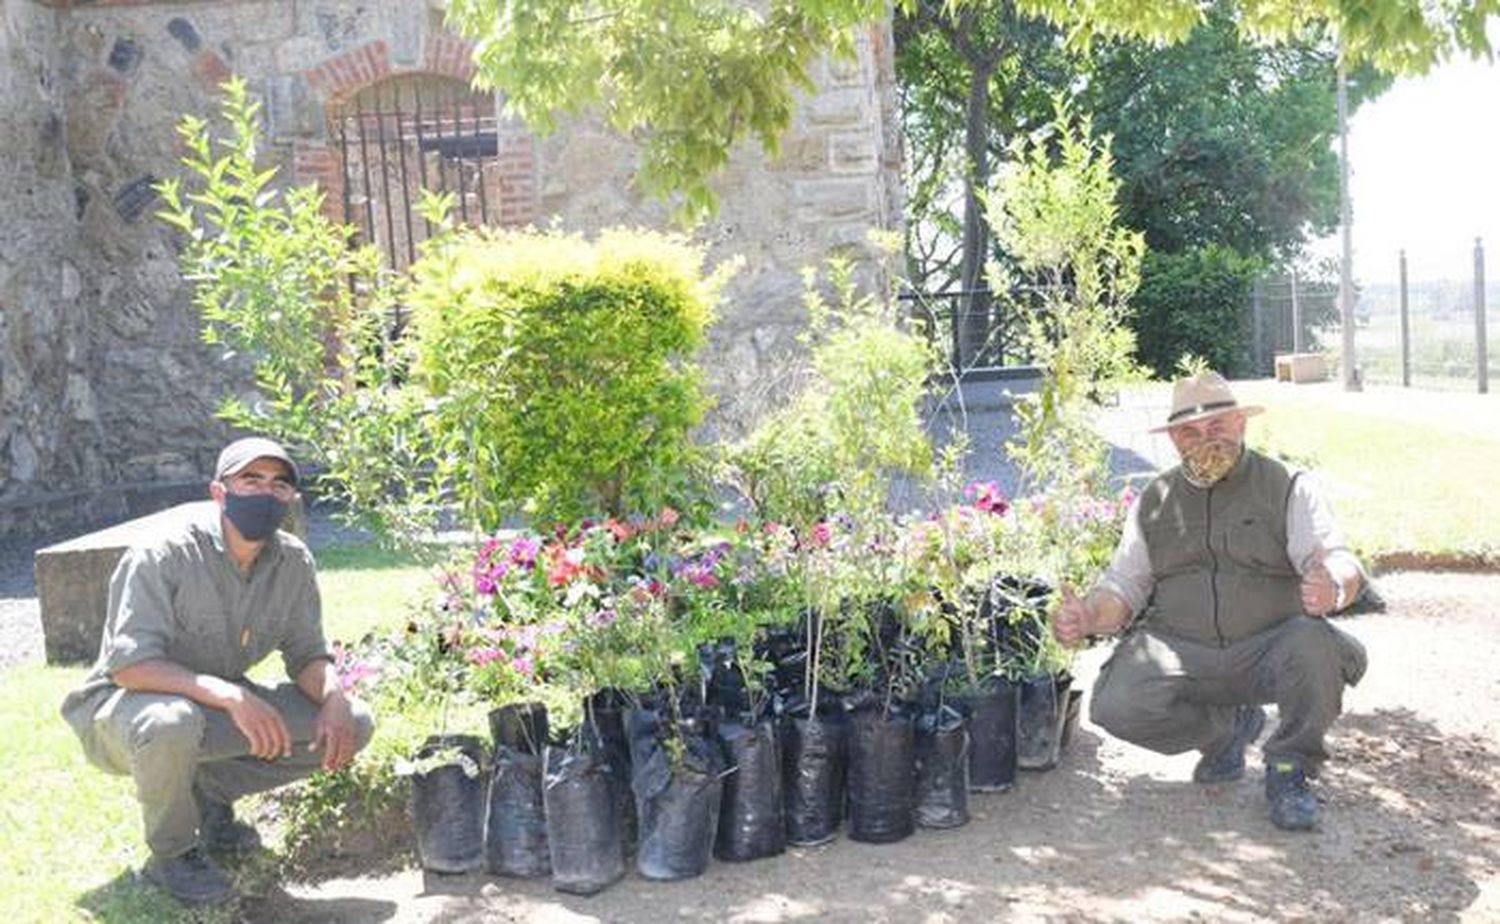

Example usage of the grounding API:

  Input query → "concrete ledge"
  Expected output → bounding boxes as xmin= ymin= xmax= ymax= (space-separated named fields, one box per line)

xmin=35 ymin=499 xmax=307 ymax=665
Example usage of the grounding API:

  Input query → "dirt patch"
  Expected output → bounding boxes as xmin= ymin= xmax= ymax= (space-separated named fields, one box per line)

xmin=232 ymin=573 xmax=1500 ymax=923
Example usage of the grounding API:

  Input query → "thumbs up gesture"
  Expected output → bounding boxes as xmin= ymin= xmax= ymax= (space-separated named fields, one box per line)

xmin=1054 ymin=584 xmax=1093 ymax=648
xmin=1299 ymin=546 xmax=1341 ymax=617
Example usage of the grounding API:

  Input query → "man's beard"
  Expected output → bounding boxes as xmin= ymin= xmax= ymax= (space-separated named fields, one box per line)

xmin=1181 ymin=438 xmax=1242 ymax=487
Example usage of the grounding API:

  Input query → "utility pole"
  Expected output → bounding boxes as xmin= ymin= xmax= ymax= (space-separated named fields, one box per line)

xmin=1337 ymin=44 xmax=1361 ymax=391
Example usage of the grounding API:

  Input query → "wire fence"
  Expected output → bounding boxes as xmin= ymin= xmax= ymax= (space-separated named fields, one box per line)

xmin=1253 ymin=239 xmax=1494 ymax=393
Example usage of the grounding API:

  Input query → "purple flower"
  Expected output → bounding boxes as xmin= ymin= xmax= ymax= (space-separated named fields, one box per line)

xmin=509 ymin=536 xmax=540 ymax=569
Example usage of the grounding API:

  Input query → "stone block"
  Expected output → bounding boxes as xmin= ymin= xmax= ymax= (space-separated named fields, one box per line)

xmin=1274 ymin=353 xmax=1329 ymax=383
xmin=794 ymin=178 xmax=873 ymax=223
xmin=36 ymin=499 xmax=308 ymax=665
xmin=804 ymin=88 xmax=866 ymax=127
xmin=829 ymin=133 xmax=875 ymax=173
xmin=265 ymin=74 xmax=320 ymax=140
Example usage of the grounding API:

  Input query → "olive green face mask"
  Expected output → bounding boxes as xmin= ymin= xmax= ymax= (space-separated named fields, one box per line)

xmin=1181 ymin=438 xmax=1242 ymax=488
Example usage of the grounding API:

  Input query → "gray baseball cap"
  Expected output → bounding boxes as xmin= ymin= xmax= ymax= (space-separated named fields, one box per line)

xmin=214 ymin=436 xmax=300 ymax=485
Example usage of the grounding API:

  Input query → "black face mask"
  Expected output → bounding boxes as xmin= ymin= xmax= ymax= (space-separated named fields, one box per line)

xmin=222 ymin=492 xmax=289 ymax=541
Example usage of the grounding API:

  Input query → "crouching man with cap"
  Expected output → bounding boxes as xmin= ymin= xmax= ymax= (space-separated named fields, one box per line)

xmin=1054 ymin=372 xmax=1367 ymax=831
xmin=61 ymin=437 xmax=374 ymax=905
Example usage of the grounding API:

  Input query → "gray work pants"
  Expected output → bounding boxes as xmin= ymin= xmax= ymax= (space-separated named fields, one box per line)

xmin=80 ymin=681 xmax=374 ymax=858
xmin=1090 ymin=616 xmax=1367 ymax=772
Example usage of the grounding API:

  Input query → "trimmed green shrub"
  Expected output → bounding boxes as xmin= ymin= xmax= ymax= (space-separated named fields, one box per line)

xmin=406 ymin=227 xmax=730 ymax=527
xmin=1131 ymin=244 xmax=1262 ymax=379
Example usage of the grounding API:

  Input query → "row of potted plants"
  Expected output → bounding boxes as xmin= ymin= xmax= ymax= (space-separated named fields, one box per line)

xmin=332 ymin=480 xmax=1131 ymax=892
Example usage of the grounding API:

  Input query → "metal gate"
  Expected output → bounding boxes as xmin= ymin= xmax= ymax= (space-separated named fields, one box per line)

xmin=333 ymin=75 xmax=503 ymax=276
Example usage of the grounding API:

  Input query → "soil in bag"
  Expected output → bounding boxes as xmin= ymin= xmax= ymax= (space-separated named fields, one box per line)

xmin=628 ymin=708 xmax=726 ymax=881
xmin=846 ymin=707 xmax=916 ymax=844
xmin=915 ymin=704 xmax=970 ymax=829
xmin=965 ymin=680 xmax=1020 ymax=792
xmin=543 ymin=735 xmax=625 ymax=895
xmin=409 ymin=734 xmax=486 ymax=874
xmin=780 ymin=697 xmax=849 ymax=847
xmin=715 ymin=717 xmax=785 ymax=862
xmin=1017 ymin=672 xmax=1069 ymax=770
xmin=484 ymin=743 xmax=550 ymax=877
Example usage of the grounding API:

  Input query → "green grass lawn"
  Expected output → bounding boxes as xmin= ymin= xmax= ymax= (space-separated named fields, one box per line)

xmin=1242 ymin=385 xmax=1500 ymax=566
xmin=0 ymin=542 xmax=437 ymax=923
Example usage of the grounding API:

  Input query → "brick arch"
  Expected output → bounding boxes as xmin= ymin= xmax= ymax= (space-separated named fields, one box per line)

xmin=303 ymin=35 xmax=477 ymax=108
xmin=293 ymin=36 xmax=539 ymax=262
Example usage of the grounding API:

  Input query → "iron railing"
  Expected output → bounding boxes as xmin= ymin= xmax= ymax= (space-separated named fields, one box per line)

xmin=899 ymin=286 xmax=1051 ymax=376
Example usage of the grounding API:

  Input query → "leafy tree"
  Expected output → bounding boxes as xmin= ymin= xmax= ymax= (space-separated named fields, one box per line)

xmin=988 ymin=100 xmax=1144 ymax=507
xmin=894 ymin=2 xmax=1069 ymax=367
xmin=445 ymin=0 xmax=885 ymax=223
xmin=1077 ymin=8 xmax=1390 ymax=261
xmin=444 ymin=0 xmax=1499 ymax=218
xmin=1131 ymin=245 xmax=1263 ymax=378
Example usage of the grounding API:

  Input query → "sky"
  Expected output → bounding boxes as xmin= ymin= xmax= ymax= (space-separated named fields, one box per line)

xmin=1331 ymin=48 xmax=1500 ymax=286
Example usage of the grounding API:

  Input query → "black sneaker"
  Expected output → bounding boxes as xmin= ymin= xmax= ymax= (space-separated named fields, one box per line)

xmin=1193 ymin=705 xmax=1266 ymax=784
xmin=142 ymin=846 xmax=236 ymax=905
xmin=1266 ymin=759 xmax=1319 ymax=831
xmin=197 ymin=793 xmax=263 ymax=855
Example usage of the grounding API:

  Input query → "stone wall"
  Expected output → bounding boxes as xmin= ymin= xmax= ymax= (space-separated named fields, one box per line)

xmin=1 ymin=0 xmax=903 ymax=538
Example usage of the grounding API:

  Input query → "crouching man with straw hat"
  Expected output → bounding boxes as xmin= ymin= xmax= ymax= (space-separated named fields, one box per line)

xmin=1055 ymin=372 xmax=1368 ymax=831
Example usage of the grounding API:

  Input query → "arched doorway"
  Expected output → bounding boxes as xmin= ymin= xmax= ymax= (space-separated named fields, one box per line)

xmin=331 ymin=75 xmax=524 ymax=274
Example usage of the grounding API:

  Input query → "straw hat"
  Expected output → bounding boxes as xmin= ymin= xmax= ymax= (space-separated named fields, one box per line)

xmin=1149 ymin=372 xmax=1263 ymax=433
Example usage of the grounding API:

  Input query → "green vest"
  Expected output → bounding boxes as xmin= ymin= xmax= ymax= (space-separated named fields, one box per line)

xmin=1138 ymin=449 xmax=1303 ymax=646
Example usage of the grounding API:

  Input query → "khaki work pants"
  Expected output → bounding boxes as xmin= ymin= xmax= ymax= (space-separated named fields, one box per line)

xmin=80 ymin=681 xmax=374 ymax=858
xmin=1090 ymin=616 xmax=1368 ymax=772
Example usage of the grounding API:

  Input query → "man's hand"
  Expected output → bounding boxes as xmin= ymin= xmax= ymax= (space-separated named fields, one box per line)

xmin=1300 ymin=562 xmax=1342 ymax=617
xmin=223 ymin=686 xmax=293 ymax=759
xmin=1300 ymin=548 xmax=1342 ymax=617
xmin=311 ymin=690 xmax=359 ymax=771
xmin=1054 ymin=584 xmax=1094 ymax=648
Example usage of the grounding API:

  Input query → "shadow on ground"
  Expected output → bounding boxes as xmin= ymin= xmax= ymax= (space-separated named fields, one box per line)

xmin=232 ymin=703 xmax=1500 ymax=924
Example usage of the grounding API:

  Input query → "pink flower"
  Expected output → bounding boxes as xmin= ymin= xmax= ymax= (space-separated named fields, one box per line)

xmin=658 ymin=506 xmax=680 ymax=528
xmin=467 ymin=646 xmax=506 ymax=667
xmin=965 ymin=481 xmax=1010 ymax=516
xmin=511 ymin=654 xmax=535 ymax=679
xmin=332 ymin=641 xmax=379 ymax=691
xmin=810 ymin=521 xmax=833 ymax=547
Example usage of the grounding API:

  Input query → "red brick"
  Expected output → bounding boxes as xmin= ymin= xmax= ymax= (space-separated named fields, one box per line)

xmin=190 ymin=49 xmax=231 ymax=90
